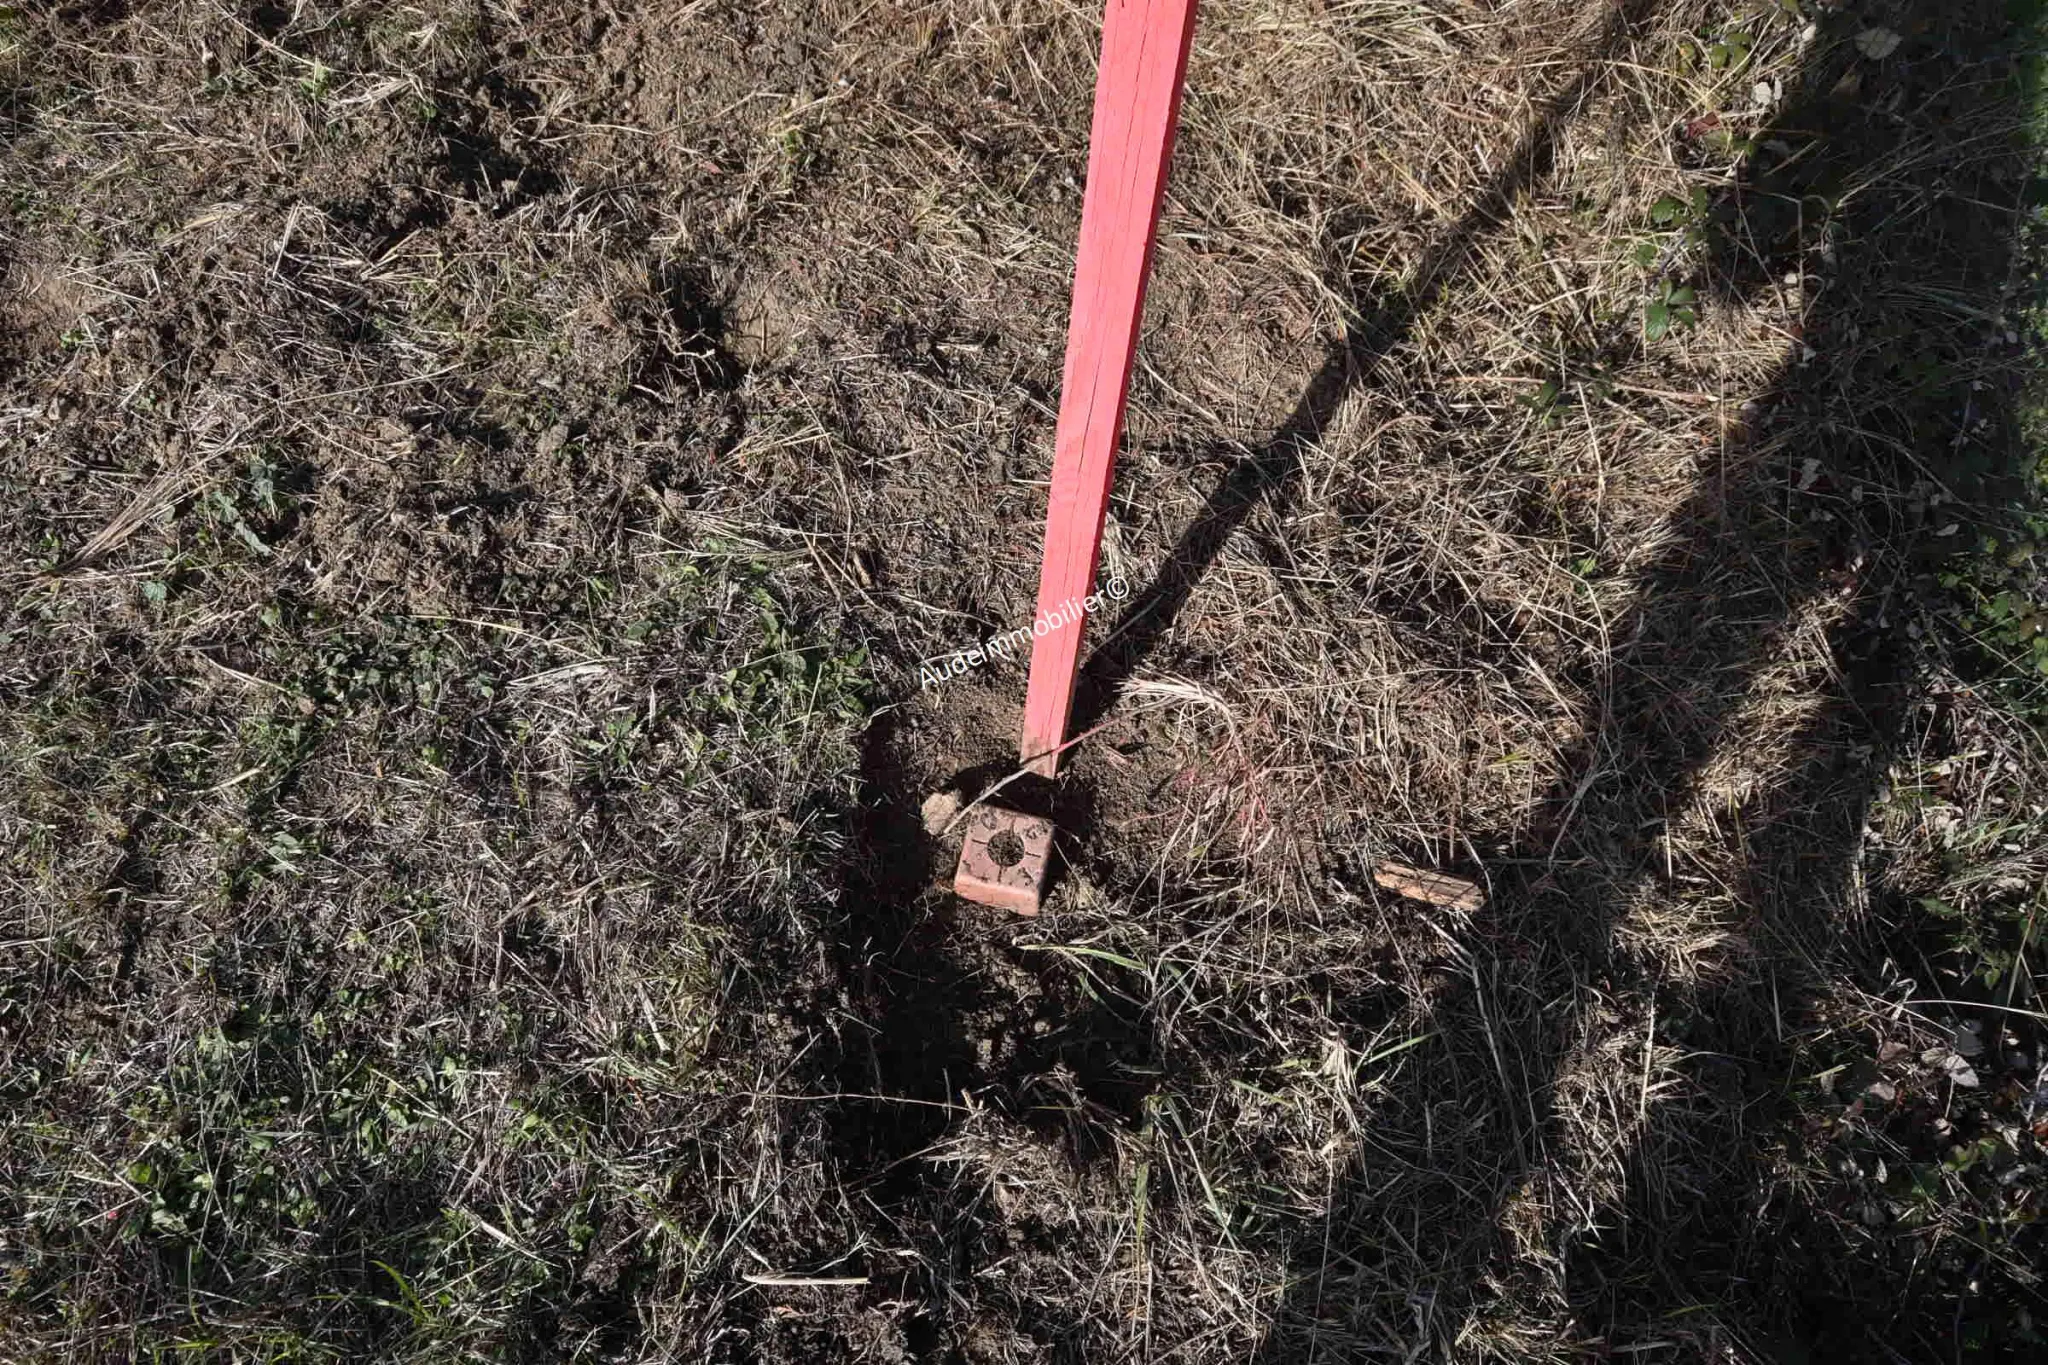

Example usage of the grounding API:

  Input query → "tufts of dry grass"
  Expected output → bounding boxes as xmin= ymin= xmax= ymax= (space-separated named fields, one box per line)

xmin=1 ymin=0 xmax=2044 ymax=1361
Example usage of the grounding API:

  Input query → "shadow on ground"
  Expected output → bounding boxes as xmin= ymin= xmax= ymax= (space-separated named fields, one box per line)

xmin=1220 ymin=1 xmax=2040 ymax=1360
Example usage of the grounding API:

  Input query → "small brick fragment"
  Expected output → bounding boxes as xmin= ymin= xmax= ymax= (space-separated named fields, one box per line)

xmin=1373 ymin=860 xmax=1485 ymax=912
xmin=954 ymin=806 xmax=1053 ymax=915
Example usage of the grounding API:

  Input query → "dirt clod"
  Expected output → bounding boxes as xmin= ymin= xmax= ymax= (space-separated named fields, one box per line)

xmin=919 ymin=788 xmax=963 ymax=836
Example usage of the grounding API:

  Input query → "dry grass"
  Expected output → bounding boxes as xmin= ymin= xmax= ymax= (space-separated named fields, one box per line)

xmin=1 ymin=0 xmax=2044 ymax=1360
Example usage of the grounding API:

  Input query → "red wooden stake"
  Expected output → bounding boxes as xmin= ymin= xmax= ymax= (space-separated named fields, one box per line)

xmin=1018 ymin=0 xmax=1200 ymax=776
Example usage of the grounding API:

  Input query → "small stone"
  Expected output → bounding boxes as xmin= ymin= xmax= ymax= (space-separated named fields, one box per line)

xmin=920 ymin=789 xmax=963 ymax=836
xmin=536 ymin=421 xmax=573 ymax=459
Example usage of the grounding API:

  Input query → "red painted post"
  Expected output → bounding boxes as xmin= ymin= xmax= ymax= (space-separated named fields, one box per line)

xmin=1018 ymin=0 xmax=1200 ymax=776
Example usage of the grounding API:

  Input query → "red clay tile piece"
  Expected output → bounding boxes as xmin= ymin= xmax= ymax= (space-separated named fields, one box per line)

xmin=953 ymin=806 xmax=1053 ymax=916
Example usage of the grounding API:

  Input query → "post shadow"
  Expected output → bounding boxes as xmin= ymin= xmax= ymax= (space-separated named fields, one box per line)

xmin=1071 ymin=0 xmax=1665 ymax=731
xmin=1229 ymin=1 xmax=2039 ymax=1359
